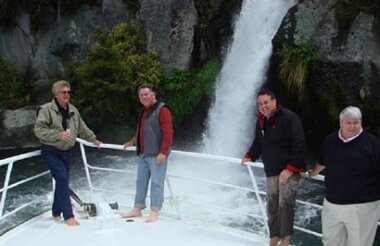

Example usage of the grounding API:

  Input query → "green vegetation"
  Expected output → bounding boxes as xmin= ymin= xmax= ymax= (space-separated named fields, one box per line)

xmin=318 ymin=81 xmax=348 ymax=122
xmin=163 ymin=59 xmax=219 ymax=126
xmin=194 ymin=0 xmax=240 ymax=37
xmin=70 ymin=22 xmax=162 ymax=126
xmin=194 ymin=0 xmax=222 ymax=35
xmin=277 ymin=41 xmax=321 ymax=99
xmin=0 ymin=59 xmax=35 ymax=109
xmin=288 ymin=80 xmax=349 ymax=158
xmin=67 ymin=22 xmax=218 ymax=128
xmin=0 ymin=3 xmax=220 ymax=129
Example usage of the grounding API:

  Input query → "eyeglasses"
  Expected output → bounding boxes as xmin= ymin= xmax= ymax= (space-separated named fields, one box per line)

xmin=59 ymin=90 xmax=71 ymax=95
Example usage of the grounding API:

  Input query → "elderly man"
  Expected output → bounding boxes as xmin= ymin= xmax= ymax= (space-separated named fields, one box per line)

xmin=309 ymin=106 xmax=380 ymax=246
xmin=34 ymin=80 xmax=101 ymax=226
xmin=241 ymin=88 xmax=306 ymax=246
xmin=123 ymin=83 xmax=173 ymax=222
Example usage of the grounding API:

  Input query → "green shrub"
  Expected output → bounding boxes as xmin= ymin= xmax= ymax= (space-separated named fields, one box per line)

xmin=0 ymin=59 xmax=35 ymax=109
xmin=277 ymin=41 xmax=321 ymax=98
xmin=319 ymin=81 xmax=347 ymax=121
xmin=67 ymin=22 xmax=218 ymax=129
xmin=162 ymin=59 xmax=219 ymax=126
xmin=71 ymin=22 xmax=162 ymax=126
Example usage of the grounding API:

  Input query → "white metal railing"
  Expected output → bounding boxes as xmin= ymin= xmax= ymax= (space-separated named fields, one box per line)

xmin=1 ymin=138 xmax=378 ymax=239
xmin=0 ymin=150 xmax=51 ymax=219
xmin=76 ymin=138 xmax=269 ymax=234
xmin=76 ymin=138 xmax=327 ymax=238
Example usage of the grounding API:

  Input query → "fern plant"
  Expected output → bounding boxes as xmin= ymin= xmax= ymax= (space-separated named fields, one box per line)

xmin=277 ymin=41 xmax=321 ymax=97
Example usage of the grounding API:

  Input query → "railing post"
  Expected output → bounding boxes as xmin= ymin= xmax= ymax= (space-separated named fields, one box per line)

xmin=247 ymin=163 xmax=269 ymax=237
xmin=79 ymin=141 xmax=94 ymax=198
xmin=0 ymin=162 xmax=14 ymax=218
xmin=165 ymin=177 xmax=182 ymax=220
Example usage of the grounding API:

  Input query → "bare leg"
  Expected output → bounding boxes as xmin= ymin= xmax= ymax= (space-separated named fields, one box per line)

xmin=122 ymin=207 xmax=142 ymax=218
xmin=279 ymin=235 xmax=291 ymax=246
xmin=269 ymin=237 xmax=280 ymax=246
xmin=65 ymin=217 xmax=80 ymax=226
xmin=146 ymin=211 xmax=159 ymax=223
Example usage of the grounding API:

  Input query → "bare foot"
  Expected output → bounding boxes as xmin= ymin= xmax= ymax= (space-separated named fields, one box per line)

xmin=65 ymin=217 xmax=80 ymax=226
xmin=269 ymin=237 xmax=280 ymax=246
xmin=146 ymin=211 xmax=159 ymax=223
xmin=279 ymin=236 xmax=290 ymax=246
xmin=53 ymin=215 xmax=62 ymax=221
xmin=122 ymin=208 xmax=142 ymax=218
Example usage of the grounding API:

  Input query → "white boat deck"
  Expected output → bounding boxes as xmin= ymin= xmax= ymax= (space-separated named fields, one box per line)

xmin=2 ymin=209 xmax=267 ymax=246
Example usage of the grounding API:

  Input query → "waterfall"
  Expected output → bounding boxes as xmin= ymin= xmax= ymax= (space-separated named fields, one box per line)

xmin=203 ymin=0 xmax=294 ymax=157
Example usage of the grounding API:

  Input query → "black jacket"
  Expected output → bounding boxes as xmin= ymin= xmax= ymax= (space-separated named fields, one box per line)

xmin=247 ymin=107 xmax=306 ymax=177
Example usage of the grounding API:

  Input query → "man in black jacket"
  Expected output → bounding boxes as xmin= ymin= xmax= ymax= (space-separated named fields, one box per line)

xmin=241 ymin=88 xmax=306 ymax=246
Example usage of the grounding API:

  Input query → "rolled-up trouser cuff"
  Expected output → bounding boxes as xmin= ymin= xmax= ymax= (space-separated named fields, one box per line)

xmin=135 ymin=203 xmax=146 ymax=209
xmin=151 ymin=206 xmax=161 ymax=212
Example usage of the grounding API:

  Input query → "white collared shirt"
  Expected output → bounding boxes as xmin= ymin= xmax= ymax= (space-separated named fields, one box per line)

xmin=338 ymin=128 xmax=363 ymax=143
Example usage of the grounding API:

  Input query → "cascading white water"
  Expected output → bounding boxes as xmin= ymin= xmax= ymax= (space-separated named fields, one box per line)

xmin=203 ymin=0 xmax=295 ymax=157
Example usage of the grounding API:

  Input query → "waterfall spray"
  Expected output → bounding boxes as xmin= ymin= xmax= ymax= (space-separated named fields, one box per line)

xmin=203 ymin=0 xmax=294 ymax=157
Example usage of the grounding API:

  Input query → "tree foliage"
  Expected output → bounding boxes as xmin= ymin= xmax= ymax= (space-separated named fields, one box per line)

xmin=71 ymin=22 xmax=162 ymax=126
xmin=0 ymin=59 xmax=35 ymax=109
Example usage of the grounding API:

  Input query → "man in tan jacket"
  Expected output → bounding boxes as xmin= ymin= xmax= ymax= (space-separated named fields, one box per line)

xmin=34 ymin=80 xmax=101 ymax=226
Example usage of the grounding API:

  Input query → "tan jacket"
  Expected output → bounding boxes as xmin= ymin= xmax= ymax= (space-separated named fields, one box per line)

xmin=34 ymin=99 xmax=96 ymax=150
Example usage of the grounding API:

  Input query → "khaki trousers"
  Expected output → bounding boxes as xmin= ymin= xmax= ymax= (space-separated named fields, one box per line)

xmin=322 ymin=199 xmax=380 ymax=246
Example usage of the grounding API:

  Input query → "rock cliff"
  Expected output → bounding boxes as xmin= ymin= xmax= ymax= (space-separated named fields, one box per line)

xmin=1 ymin=0 xmax=380 ymax=150
xmin=268 ymin=0 xmax=380 ymax=154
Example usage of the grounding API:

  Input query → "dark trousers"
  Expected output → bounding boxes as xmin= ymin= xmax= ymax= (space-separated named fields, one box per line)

xmin=266 ymin=174 xmax=302 ymax=238
xmin=41 ymin=145 xmax=73 ymax=220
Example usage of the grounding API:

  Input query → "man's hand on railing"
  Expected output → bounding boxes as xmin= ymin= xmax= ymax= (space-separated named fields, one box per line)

xmin=241 ymin=153 xmax=252 ymax=166
xmin=123 ymin=136 xmax=136 ymax=150
xmin=93 ymin=140 xmax=102 ymax=148
xmin=307 ymin=163 xmax=325 ymax=178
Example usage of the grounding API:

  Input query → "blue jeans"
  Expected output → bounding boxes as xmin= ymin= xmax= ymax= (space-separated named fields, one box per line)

xmin=134 ymin=155 xmax=167 ymax=211
xmin=41 ymin=145 xmax=74 ymax=220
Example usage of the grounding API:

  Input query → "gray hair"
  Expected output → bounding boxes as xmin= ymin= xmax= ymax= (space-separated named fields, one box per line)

xmin=52 ymin=80 xmax=70 ymax=95
xmin=339 ymin=106 xmax=362 ymax=121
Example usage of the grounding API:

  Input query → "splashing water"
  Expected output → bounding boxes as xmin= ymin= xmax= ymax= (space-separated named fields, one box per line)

xmin=203 ymin=0 xmax=295 ymax=157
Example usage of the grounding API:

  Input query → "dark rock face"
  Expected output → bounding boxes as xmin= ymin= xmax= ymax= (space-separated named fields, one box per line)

xmin=267 ymin=0 xmax=380 ymax=156
xmin=273 ymin=0 xmax=380 ymax=90
xmin=0 ymin=106 xmax=40 ymax=149
xmin=0 ymin=1 xmax=130 ymax=79
xmin=138 ymin=0 xmax=198 ymax=74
